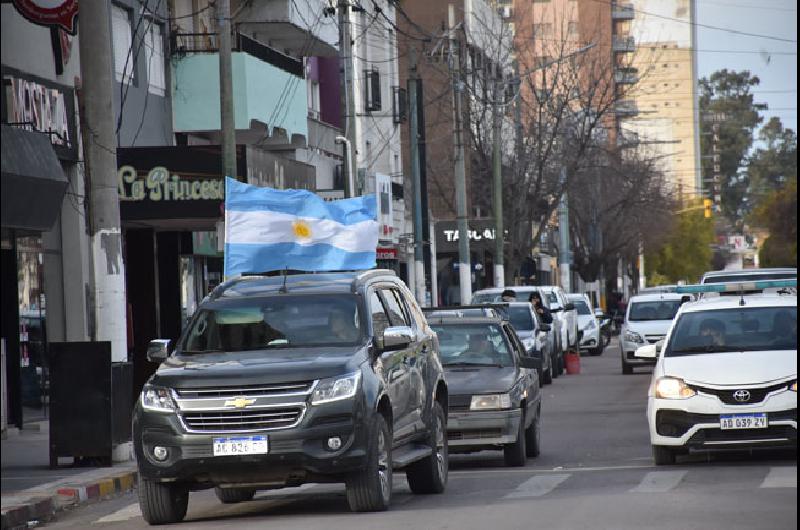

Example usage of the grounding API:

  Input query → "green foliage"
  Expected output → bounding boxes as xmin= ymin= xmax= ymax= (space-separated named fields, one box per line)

xmin=699 ymin=70 xmax=764 ymax=221
xmin=646 ymin=207 xmax=715 ymax=284
xmin=747 ymin=117 xmax=797 ymax=207
xmin=752 ymin=178 xmax=797 ymax=267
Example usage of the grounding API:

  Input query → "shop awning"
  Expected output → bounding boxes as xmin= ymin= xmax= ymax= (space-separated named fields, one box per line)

xmin=1 ymin=125 xmax=68 ymax=232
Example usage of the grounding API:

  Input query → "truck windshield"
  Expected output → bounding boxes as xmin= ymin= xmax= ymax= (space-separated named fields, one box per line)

xmin=181 ymin=295 xmax=363 ymax=352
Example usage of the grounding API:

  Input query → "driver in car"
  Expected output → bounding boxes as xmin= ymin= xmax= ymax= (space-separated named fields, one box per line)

xmin=699 ymin=318 xmax=726 ymax=347
xmin=330 ymin=307 xmax=359 ymax=342
xmin=463 ymin=333 xmax=499 ymax=363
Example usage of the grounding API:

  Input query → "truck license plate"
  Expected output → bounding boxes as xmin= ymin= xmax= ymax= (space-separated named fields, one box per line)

xmin=720 ymin=413 xmax=768 ymax=430
xmin=213 ymin=435 xmax=269 ymax=456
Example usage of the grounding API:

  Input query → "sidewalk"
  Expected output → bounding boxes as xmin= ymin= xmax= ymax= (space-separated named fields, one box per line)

xmin=1 ymin=414 xmax=137 ymax=530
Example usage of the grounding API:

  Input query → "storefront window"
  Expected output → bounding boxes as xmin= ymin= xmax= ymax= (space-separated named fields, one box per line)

xmin=16 ymin=236 xmax=47 ymax=410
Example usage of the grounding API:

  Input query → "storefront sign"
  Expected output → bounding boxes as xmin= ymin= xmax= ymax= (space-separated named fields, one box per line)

xmin=442 ymin=228 xmax=496 ymax=243
xmin=436 ymin=220 xmax=498 ymax=253
xmin=118 ymin=166 xmax=225 ymax=202
xmin=12 ymin=0 xmax=78 ymax=34
xmin=3 ymin=70 xmax=77 ymax=159
xmin=377 ymin=247 xmax=397 ymax=260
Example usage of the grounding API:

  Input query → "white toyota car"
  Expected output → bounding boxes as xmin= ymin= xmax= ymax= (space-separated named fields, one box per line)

xmin=636 ymin=284 xmax=797 ymax=465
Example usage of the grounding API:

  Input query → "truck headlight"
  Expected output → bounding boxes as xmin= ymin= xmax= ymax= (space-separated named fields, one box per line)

xmin=624 ymin=330 xmax=644 ymax=344
xmin=311 ymin=372 xmax=361 ymax=405
xmin=141 ymin=385 xmax=177 ymax=412
xmin=790 ymin=381 xmax=797 ymax=392
xmin=470 ymin=394 xmax=512 ymax=411
xmin=655 ymin=377 xmax=696 ymax=399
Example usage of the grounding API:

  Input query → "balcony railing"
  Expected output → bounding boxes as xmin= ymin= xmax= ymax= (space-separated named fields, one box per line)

xmin=614 ymin=67 xmax=639 ymax=85
xmin=611 ymin=3 xmax=635 ymax=20
xmin=612 ymin=36 xmax=636 ymax=53
xmin=615 ymin=100 xmax=639 ymax=117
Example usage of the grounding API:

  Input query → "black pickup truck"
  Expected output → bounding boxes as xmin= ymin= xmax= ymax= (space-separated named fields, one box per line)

xmin=134 ymin=270 xmax=448 ymax=524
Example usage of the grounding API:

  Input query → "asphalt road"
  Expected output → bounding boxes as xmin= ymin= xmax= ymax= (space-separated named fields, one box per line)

xmin=48 ymin=339 xmax=797 ymax=530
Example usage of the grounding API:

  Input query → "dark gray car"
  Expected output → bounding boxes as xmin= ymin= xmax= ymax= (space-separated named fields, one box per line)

xmin=424 ymin=308 xmax=542 ymax=467
xmin=134 ymin=271 xmax=448 ymax=524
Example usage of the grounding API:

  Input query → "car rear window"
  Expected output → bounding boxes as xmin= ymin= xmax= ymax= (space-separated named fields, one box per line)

xmin=572 ymin=300 xmax=591 ymax=315
xmin=628 ymin=300 xmax=683 ymax=322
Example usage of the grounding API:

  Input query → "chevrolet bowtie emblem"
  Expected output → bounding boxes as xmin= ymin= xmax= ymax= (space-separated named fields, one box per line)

xmin=225 ymin=397 xmax=256 ymax=408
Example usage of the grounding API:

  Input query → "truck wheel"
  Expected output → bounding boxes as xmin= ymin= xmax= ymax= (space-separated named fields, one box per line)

xmin=406 ymin=401 xmax=448 ymax=494
xmin=653 ymin=445 xmax=677 ymax=465
xmin=346 ymin=414 xmax=392 ymax=512
xmin=551 ymin=354 xmax=560 ymax=379
xmin=542 ymin=364 xmax=553 ymax=385
xmin=138 ymin=479 xmax=189 ymax=525
xmin=504 ymin=411 xmax=527 ymax=467
xmin=525 ymin=405 xmax=541 ymax=457
xmin=214 ymin=487 xmax=256 ymax=504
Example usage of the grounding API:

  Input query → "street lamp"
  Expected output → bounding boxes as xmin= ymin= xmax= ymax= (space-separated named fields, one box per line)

xmin=335 ymin=136 xmax=355 ymax=198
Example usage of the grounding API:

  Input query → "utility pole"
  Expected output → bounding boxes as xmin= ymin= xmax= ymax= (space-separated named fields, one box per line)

xmin=492 ymin=78 xmax=504 ymax=288
xmin=78 ymin=0 xmax=129 ymax=459
xmin=449 ymin=4 xmax=472 ymax=305
xmin=557 ymin=167 xmax=571 ymax=292
xmin=217 ymin=0 xmax=237 ymax=180
xmin=339 ymin=0 xmax=359 ymax=197
xmin=408 ymin=48 xmax=426 ymax=304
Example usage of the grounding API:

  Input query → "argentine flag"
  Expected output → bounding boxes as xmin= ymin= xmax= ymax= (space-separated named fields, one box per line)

xmin=224 ymin=178 xmax=379 ymax=276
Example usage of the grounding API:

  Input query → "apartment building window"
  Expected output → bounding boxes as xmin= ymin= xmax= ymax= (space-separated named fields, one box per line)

xmin=364 ymin=69 xmax=381 ymax=112
xmin=533 ymin=0 xmax=551 ymax=3
xmin=112 ymin=5 xmax=134 ymax=83
xmin=533 ymin=23 xmax=552 ymax=36
xmin=307 ymin=78 xmax=320 ymax=119
xmin=568 ymin=22 xmax=579 ymax=35
xmin=146 ymin=23 xmax=166 ymax=95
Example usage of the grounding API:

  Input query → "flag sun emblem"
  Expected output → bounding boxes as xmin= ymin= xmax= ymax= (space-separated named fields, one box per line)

xmin=292 ymin=220 xmax=312 ymax=240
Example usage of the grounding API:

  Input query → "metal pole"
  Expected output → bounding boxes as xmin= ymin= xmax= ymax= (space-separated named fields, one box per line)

xmin=217 ymin=0 xmax=237 ymax=180
xmin=408 ymin=48 xmax=426 ymax=304
xmin=450 ymin=4 xmax=472 ymax=305
xmin=430 ymin=217 xmax=438 ymax=307
xmin=557 ymin=168 xmax=571 ymax=292
xmin=78 ymin=0 xmax=128 ymax=364
xmin=339 ymin=0 xmax=358 ymax=197
xmin=492 ymin=78 xmax=504 ymax=288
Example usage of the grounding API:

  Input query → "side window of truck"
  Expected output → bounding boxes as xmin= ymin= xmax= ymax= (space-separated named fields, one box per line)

xmin=370 ymin=290 xmax=391 ymax=337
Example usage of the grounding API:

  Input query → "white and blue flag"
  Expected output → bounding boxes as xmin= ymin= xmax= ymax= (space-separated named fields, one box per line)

xmin=224 ymin=178 xmax=379 ymax=276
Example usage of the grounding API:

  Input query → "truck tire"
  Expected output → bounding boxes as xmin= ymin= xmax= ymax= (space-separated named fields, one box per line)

xmin=542 ymin=364 xmax=553 ymax=385
xmin=346 ymin=414 xmax=392 ymax=512
xmin=504 ymin=411 xmax=527 ymax=467
xmin=525 ymin=405 xmax=541 ymax=457
xmin=138 ymin=479 xmax=189 ymax=525
xmin=406 ymin=401 xmax=448 ymax=494
xmin=214 ymin=487 xmax=256 ymax=504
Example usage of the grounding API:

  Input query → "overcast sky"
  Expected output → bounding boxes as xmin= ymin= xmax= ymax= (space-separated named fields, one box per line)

xmin=695 ymin=0 xmax=798 ymax=134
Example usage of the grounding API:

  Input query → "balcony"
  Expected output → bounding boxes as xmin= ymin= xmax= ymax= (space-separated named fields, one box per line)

xmin=611 ymin=3 xmax=635 ymax=20
xmin=234 ymin=0 xmax=338 ymax=57
xmin=614 ymin=67 xmax=639 ymax=85
xmin=612 ymin=36 xmax=636 ymax=53
xmin=171 ymin=33 xmax=308 ymax=141
xmin=615 ymin=100 xmax=639 ymax=117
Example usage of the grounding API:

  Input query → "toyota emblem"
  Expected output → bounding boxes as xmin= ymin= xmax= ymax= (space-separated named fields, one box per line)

xmin=733 ymin=389 xmax=751 ymax=403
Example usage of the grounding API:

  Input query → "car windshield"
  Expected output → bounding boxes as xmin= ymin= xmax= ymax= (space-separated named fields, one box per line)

xmin=666 ymin=306 xmax=797 ymax=356
xmin=628 ymin=300 xmax=683 ymax=321
xmin=508 ymin=307 xmax=534 ymax=332
xmin=430 ymin=324 xmax=514 ymax=367
xmin=181 ymin=295 xmax=363 ymax=352
xmin=572 ymin=300 xmax=592 ymax=315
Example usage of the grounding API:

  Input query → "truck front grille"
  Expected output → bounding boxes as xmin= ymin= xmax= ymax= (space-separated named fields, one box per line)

xmin=180 ymin=406 xmax=305 ymax=433
xmin=174 ymin=381 xmax=314 ymax=399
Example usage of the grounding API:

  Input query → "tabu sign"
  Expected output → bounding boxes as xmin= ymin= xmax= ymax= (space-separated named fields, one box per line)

xmin=118 ymin=166 xmax=225 ymax=202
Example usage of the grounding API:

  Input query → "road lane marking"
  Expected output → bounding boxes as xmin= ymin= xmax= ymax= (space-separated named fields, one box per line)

xmin=760 ymin=467 xmax=797 ymax=489
xmin=504 ymin=474 xmax=571 ymax=498
xmin=93 ymin=503 xmax=141 ymax=524
xmin=630 ymin=471 xmax=687 ymax=493
xmin=450 ymin=464 xmax=656 ymax=476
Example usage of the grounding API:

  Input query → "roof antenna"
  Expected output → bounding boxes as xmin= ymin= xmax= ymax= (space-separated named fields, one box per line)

xmin=279 ymin=266 xmax=289 ymax=293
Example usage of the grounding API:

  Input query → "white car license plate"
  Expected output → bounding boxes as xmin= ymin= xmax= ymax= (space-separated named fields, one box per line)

xmin=720 ymin=413 xmax=768 ymax=430
xmin=213 ymin=435 xmax=269 ymax=456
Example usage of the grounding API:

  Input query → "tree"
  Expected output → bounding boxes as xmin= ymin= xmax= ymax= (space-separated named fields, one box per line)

xmin=746 ymin=117 xmax=797 ymax=211
xmin=698 ymin=70 xmax=764 ymax=222
xmin=751 ymin=177 xmax=797 ymax=267
xmin=645 ymin=207 xmax=715 ymax=284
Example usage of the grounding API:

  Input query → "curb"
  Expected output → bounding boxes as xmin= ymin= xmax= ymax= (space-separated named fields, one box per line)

xmin=1 ymin=470 xmax=137 ymax=530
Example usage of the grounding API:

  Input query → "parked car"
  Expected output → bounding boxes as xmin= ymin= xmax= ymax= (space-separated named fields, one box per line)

xmin=539 ymin=286 xmax=579 ymax=354
xmin=425 ymin=308 xmax=542 ymax=466
xmin=504 ymin=302 xmax=555 ymax=385
xmin=637 ymin=286 xmax=797 ymax=465
xmin=567 ymin=294 xmax=603 ymax=356
xmin=620 ymin=293 xmax=686 ymax=375
xmin=700 ymin=267 xmax=797 ymax=285
xmin=472 ymin=286 xmax=573 ymax=373
xmin=134 ymin=270 xmax=448 ymax=525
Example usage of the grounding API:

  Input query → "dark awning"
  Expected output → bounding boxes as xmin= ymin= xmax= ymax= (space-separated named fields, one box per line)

xmin=1 ymin=125 xmax=68 ymax=232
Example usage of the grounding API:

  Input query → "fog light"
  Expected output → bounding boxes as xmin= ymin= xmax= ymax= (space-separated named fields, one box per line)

xmin=153 ymin=446 xmax=169 ymax=461
xmin=326 ymin=436 xmax=342 ymax=451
